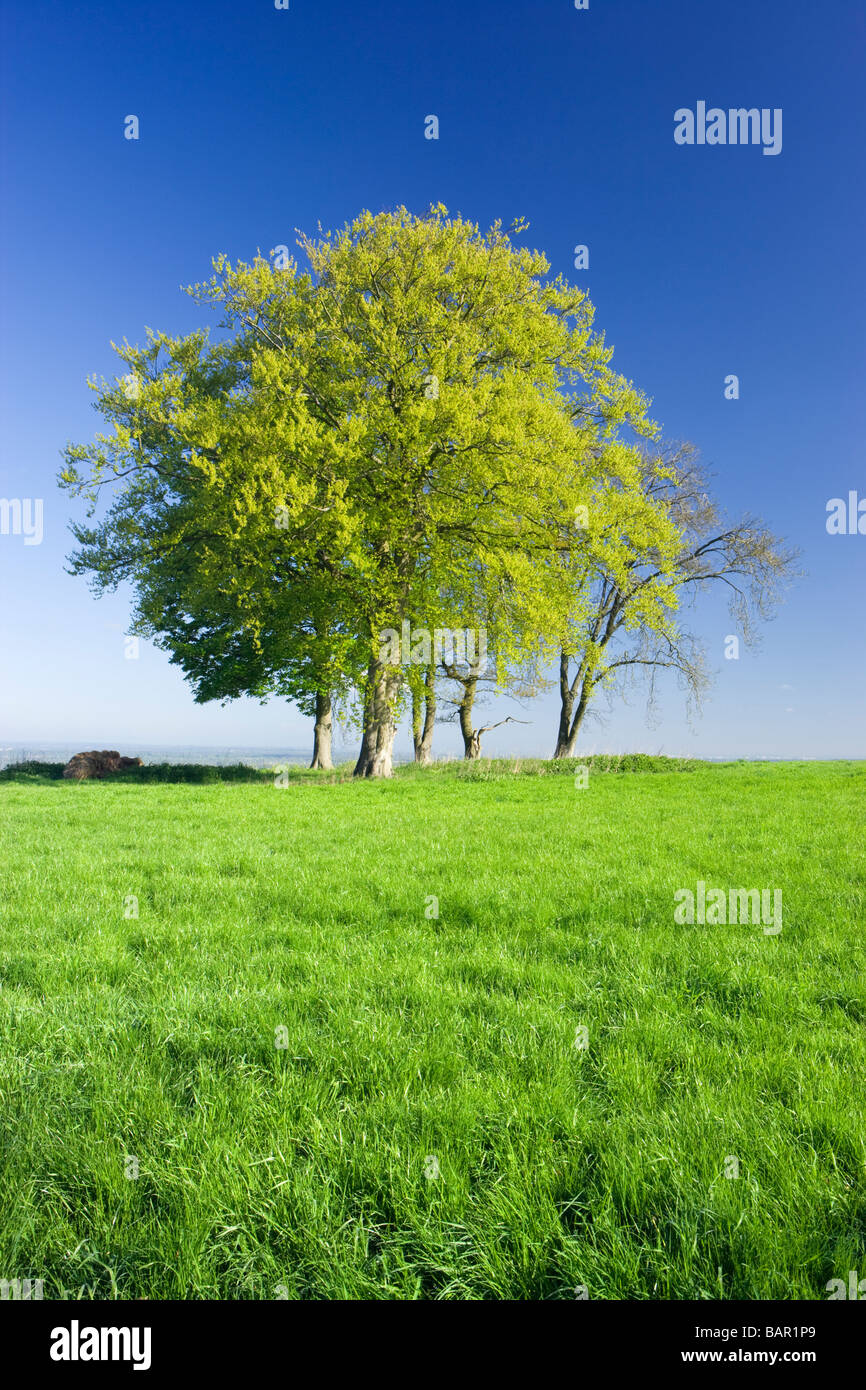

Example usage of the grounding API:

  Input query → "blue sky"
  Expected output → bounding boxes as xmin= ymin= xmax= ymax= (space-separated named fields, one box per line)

xmin=1 ymin=0 xmax=863 ymax=759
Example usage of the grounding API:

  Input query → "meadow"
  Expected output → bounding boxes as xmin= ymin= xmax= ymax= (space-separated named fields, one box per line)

xmin=0 ymin=759 xmax=863 ymax=1300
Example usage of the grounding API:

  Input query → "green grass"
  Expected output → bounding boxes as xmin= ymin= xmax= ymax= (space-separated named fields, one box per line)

xmin=0 ymin=760 xmax=864 ymax=1300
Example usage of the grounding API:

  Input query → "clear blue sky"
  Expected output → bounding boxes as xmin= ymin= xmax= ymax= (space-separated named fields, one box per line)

xmin=1 ymin=0 xmax=863 ymax=758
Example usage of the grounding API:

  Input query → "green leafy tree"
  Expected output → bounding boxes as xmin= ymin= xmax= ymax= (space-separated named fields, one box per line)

xmin=60 ymin=206 xmax=672 ymax=776
xmin=60 ymin=326 xmax=357 ymax=767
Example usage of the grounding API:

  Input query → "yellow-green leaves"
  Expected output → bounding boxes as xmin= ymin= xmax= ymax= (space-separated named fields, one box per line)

xmin=60 ymin=206 xmax=691 ymax=736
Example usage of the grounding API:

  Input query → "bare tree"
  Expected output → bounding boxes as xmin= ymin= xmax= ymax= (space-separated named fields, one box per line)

xmin=554 ymin=442 xmax=800 ymax=758
xmin=439 ymin=655 xmax=537 ymax=760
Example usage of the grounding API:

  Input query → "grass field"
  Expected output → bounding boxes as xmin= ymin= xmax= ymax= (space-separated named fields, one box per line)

xmin=0 ymin=759 xmax=863 ymax=1300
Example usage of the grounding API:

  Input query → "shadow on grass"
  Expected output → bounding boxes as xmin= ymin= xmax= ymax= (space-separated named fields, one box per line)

xmin=0 ymin=753 xmax=709 ymax=786
xmin=0 ymin=761 xmax=277 ymax=785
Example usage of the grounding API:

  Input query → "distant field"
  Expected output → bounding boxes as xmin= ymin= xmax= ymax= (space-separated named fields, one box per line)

xmin=0 ymin=761 xmax=863 ymax=1299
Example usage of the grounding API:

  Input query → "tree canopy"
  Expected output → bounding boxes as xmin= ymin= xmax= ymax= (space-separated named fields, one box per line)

xmin=60 ymin=207 xmax=791 ymax=772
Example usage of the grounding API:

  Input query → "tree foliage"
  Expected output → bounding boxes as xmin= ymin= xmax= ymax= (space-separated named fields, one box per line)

xmin=59 ymin=209 xmax=791 ymax=771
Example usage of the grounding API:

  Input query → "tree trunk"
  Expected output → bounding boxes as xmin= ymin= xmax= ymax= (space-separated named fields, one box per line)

xmin=412 ymin=665 xmax=436 ymax=766
xmin=457 ymin=675 xmax=479 ymax=759
xmin=354 ymin=657 xmax=402 ymax=778
xmin=553 ymin=722 xmax=580 ymax=759
xmin=309 ymin=691 xmax=333 ymax=770
xmin=553 ymin=691 xmax=575 ymax=759
xmin=566 ymin=693 xmax=591 ymax=755
xmin=552 ymin=652 xmax=590 ymax=758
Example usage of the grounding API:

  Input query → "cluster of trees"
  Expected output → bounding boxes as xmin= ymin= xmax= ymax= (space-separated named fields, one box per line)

xmin=60 ymin=207 xmax=795 ymax=775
